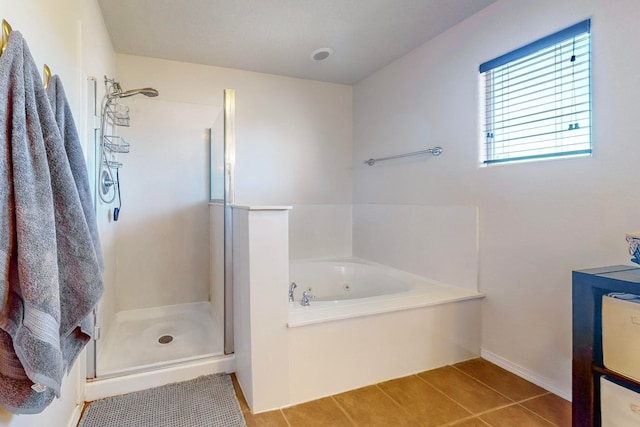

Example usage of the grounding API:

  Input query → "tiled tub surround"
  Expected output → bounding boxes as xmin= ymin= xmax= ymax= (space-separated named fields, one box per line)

xmin=287 ymin=204 xmax=483 ymax=407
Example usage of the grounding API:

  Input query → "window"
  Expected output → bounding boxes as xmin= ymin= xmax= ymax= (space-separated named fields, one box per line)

xmin=480 ymin=20 xmax=591 ymax=165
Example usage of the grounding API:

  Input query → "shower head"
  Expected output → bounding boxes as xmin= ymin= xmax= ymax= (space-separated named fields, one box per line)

xmin=104 ymin=76 xmax=159 ymax=100
xmin=118 ymin=87 xmax=159 ymax=98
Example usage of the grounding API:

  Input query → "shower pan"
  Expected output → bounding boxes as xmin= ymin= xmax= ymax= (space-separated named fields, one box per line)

xmin=86 ymin=81 xmax=236 ymax=381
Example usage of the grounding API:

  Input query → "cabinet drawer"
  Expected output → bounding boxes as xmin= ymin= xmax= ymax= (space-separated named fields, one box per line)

xmin=601 ymin=377 xmax=640 ymax=427
xmin=602 ymin=295 xmax=640 ymax=381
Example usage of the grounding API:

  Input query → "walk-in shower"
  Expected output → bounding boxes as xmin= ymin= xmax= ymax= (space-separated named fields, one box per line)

xmin=87 ymin=79 xmax=235 ymax=382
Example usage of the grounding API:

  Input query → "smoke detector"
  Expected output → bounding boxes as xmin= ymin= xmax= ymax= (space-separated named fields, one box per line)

xmin=310 ymin=48 xmax=333 ymax=61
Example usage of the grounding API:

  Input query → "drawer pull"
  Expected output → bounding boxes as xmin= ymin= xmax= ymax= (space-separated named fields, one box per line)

xmin=631 ymin=404 xmax=640 ymax=414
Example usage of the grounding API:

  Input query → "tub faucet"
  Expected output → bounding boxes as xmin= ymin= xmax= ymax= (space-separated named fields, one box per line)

xmin=301 ymin=291 xmax=315 ymax=306
xmin=288 ymin=282 xmax=297 ymax=302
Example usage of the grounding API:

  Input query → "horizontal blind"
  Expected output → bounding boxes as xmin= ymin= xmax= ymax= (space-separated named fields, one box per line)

xmin=480 ymin=20 xmax=591 ymax=165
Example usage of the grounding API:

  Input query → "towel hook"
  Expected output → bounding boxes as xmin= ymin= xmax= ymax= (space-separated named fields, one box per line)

xmin=1 ymin=19 xmax=12 ymax=56
xmin=43 ymin=64 xmax=51 ymax=89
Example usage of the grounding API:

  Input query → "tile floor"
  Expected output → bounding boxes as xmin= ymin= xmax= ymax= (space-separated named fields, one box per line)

xmin=232 ymin=358 xmax=571 ymax=427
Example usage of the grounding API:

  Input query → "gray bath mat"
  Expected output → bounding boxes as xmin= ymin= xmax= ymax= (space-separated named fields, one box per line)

xmin=78 ymin=374 xmax=246 ymax=427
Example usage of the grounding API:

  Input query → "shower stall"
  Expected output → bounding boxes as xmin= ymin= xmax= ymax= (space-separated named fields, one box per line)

xmin=86 ymin=77 xmax=235 ymax=381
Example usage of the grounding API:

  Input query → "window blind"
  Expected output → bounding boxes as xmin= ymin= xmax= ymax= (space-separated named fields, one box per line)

xmin=480 ymin=20 xmax=591 ymax=165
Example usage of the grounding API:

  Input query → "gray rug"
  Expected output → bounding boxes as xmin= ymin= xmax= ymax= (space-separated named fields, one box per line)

xmin=78 ymin=374 xmax=246 ymax=427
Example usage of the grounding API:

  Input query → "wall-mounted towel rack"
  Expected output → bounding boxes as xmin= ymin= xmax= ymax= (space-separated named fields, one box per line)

xmin=363 ymin=146 xmax=443 ymax=166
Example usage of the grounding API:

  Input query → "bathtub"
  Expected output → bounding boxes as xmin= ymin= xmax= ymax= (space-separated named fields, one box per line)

xmin=288 ymin=257 xmax=482 ymax=327
xmin=286 ymin=257 xmax=484 ymax=406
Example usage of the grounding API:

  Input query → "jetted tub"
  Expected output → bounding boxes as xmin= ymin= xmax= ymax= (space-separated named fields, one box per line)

xmin=286 ymin=257 xmax=485 ymax=406
xmin=288 ymin=257 xmax=482 ymax=327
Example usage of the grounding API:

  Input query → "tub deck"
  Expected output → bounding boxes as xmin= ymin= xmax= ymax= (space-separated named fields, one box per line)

xmin=288 ymin=257 xmax=483 ymax=327
xmin=288 ymin=285 xmax=483 ymax=327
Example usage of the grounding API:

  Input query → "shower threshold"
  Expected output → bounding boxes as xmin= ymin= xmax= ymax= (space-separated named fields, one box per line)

xmin=96 ymin=301 xmax=224 ymax=378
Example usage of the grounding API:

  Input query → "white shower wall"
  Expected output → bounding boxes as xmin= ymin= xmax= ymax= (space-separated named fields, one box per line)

xmin=114 ymin=99 xmax=216 ymax=311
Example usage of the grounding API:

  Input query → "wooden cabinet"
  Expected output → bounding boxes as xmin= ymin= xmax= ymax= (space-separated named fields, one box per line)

xmin=573 ymin=265 xmax=640 ymax=426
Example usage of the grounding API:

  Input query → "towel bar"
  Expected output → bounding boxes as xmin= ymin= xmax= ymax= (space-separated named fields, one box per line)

xmin=363 ymin=146 xmax=443 ymax=166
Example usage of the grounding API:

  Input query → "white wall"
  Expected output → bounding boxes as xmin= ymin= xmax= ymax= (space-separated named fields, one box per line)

xmin=0 ymin=0 xmax=115 ymax=425
xmin=353 ymin=0 xmax=640 ymax=399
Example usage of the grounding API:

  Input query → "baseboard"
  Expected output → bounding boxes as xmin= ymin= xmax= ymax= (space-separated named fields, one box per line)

xmin=67 ymin=404 xmax=83 ymax=427
xmin=480 ymin=349 xmax=571 ymax=402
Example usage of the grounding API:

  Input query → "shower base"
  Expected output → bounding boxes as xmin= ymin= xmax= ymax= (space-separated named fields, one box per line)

xmin=97 ymin=301 xmax=223 ymax=378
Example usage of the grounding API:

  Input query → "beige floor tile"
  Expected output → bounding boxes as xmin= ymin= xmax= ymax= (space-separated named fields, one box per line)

xmin=243 ymin=410 xmax=289 ymax=427
xmin=521 ymin=393 xmax=571 ymax=427
xmin=333 ymin=385 xmax=420 ymax=427
xmin=479 ymin=404 xmax=555 ymax=427
xmin=282 ymin=397 xmax=354 ymax=427
xmin=378 ymin=375 xmax=471 ymax=427
xmin=449 ymin=417 xmax=492 ymax=426
xmin=453 ymin=359 xmax=546 ymax=401
xmin=418 ymin=366 xmax=511 ymax=414
xmin=231 ymin=360 xmax=570 ymax=427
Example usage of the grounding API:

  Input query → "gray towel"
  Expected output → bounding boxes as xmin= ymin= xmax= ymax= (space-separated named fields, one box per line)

xmin=0 ymin=29 xmax=61 ymax=414
xmin=46 ymin=74 xmax=104 ymax=272
xmin=46 ymin=74 xmax=104 ymax=371
xmin=0 ymin=31 xmax=102 ymax=414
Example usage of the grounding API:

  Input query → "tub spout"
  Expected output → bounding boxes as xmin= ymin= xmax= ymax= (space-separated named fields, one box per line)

xmin=301 ymin=291 xmax=315 ymax=306
xmin=288 ymin=282 xmax=297 ymax=302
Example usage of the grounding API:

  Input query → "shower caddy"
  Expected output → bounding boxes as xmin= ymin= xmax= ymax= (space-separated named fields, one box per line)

xmin=98 ymin=77 xmax=130 ymax=210
xmin=98 ymin=77 xmax=158 ymax=219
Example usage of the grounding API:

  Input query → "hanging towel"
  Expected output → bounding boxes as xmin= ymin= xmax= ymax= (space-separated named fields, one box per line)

xmin=46 ymin=74 xmax=104 ymax=371
xmin=0 ymin=29 xmax=61 ymax=414
xmin=0 ymin=31 xmax=102 ymax=414
xmin=46 ymin=74 xmax=104 ymax=272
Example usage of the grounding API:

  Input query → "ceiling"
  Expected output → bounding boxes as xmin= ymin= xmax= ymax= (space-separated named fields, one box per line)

xmin=98 ymin=0 xmax=498 ymax=85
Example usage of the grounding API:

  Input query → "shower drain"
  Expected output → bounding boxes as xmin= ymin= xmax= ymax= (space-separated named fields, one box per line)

xmin=158 ymin=335 xmax=174 ymax=344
